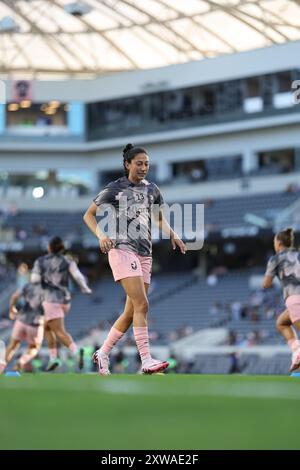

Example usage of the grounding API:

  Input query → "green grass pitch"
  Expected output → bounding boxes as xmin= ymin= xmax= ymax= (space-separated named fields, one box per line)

xmin=0 ymin=374 xmax=300 ymax=450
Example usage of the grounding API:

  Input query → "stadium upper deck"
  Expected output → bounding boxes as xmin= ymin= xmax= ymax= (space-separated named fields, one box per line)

xmin=0 ymin=41 xmax=299 ymax=146
xmin=0 ymin=41 xmax=299 ymax=220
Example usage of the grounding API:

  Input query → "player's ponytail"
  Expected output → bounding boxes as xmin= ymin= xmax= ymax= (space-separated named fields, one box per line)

xmin=276 ymin=227 xmax=294 ymax=248
xmin=122 ymin=143 xmax=148 ymax=176
xmin=49 ymin=236 xmax=65 ymax=254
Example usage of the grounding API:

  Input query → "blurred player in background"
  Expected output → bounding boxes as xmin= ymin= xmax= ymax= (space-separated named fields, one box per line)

xmin=84 ymin=143 xmax=187 ymax=376
xmin=0 ymin=340 xmax=6 ymax=374
xmin=31 ymin=236 xmax=92 ymax=371
xmin=4 ymin=282 xmax=44 ymax=372
xmin=263 ymin=227 xmax=300 ymax=372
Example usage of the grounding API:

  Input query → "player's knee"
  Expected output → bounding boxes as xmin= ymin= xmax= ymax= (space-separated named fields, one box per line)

xmin=133 ymin=298 xmax=149 ymax=314
xmin=276 ymin=317 xmax=284 ymax=331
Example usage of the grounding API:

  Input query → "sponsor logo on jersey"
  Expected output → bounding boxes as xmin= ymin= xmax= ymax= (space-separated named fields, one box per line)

xmin=134 ymin=192 xmax=145 ymax=202
xmin=115 ymin=191 xmax=124 ymax=200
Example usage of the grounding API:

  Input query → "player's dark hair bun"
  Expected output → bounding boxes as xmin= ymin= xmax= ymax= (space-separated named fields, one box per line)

xmin=276 ymin=227 xmax=294 ymax=248
xmin=123 ymin=143 xmax=134 ymax=157
xmin=285 ymin=227 xmax=294 ymax=235
xmin=49 ymin=236 xmax=65 ymax=254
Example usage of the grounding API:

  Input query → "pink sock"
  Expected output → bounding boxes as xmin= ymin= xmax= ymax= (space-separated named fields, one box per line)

xmin=69 ymin=342 xmax=78 ymax=354
xmin=19 ymin=350 xmax=37 ymax=366
xmin=0 ymin=363 xmax=6 ymax=374
xmin=133 ymin=326 xmax=151 ymax=363
xmin=288 ymin=339 xmax=299 ymax=352
xmin=100 ymin=327 xmax=124 ymax=355
xmin=49 ymin=348 xmax=57 ymax=360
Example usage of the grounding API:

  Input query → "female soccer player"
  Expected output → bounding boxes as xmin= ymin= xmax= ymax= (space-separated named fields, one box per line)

xmin=263 ymin=227 xmax=300 ymax=372
xmin=31 ymin=237 xmax=92 ymax=371
xmin=0 ymin=340 xmax=5 ymax=374
xmin=84 ymin=143 xmax=187 ymax=375
xmin=4 ymin=282 xmax=44 ymax=372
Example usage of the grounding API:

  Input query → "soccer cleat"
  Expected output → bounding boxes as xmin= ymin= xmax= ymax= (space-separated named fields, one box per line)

xmin=289 ymin=350 xmax=300 ymax=372
xmin=92 ymin=350 xmax=111 ymax=376
xmin=142 ymin=358 xmax=169 ymax=375
xmin=13 ymin=361 xmax=22 ymax=372
xmin=78 ymin=348 xmax=84 ymax=371
xmin=46 ymin=358 xmax=62 ymax=372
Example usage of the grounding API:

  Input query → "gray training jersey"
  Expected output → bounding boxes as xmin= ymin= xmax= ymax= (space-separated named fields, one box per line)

xmin=93 ymin=176 xmax=164 ymax=256
xmin=265 ymin=249 xmax=300 ymax=300
xmin=18 ymin=283 xmax=44 ymax=327
xmin=32 ymin=253 xmax=72 ymax=304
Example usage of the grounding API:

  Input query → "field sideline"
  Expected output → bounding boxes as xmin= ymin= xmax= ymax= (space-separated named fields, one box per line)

xmin=0 ymin=374 xmax=299 ymax=450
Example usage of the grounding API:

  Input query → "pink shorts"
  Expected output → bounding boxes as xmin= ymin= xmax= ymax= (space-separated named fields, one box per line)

xmin=286 ymin=295 xmax=300 ymax=323
xmin=12 ymin=319 xmax=44 ymax=347
xmin=108 ymin=248 xmax=152 ymax=284
xmin=43 ymin=302 xmax=71 ymax=322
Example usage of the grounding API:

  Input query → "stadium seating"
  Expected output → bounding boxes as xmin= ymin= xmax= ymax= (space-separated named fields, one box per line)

xmin=66 ymin=269 xmax=283 ymax=347
xmin=2 ymin=190 xmax=299 ymax=244
xmin=65 ymin=273 xmax=193 ymax=338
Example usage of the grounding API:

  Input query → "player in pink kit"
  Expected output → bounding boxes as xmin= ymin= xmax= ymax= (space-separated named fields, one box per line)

xmin=4 ymin=282 xmax=44 ymax=372
xmin=263 ymin=227 xmax=300 ymax=372
xmin=84 ymin=143 xmax=187 ymax=375
xmin=31 ymin=237 xmax=92 ymax=371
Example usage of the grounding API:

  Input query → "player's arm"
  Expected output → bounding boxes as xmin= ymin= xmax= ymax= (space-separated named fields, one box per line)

xmin=83 ymin=202 xmax=113 ymax=254
xmin=153 ymin=209 xmax=187 ymax=254
xmin=263 ymin=256 xmax=277 ymax=289
xmin=31 ymin=258 xmax=41 ymax=284
xmin=68 ymin=261 xmax=92 ymax=294
xmin=263 ymin=275 xmax=273 ymax=289
xmin=31 ymin=273 xmax=41 ymax=283
xmin=9 ymin=289 xmax=21 ymax=320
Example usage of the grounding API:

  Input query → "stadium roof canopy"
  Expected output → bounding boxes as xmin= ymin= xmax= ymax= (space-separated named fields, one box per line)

xmin=0 ymin=0 xmax=300 ymax=78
